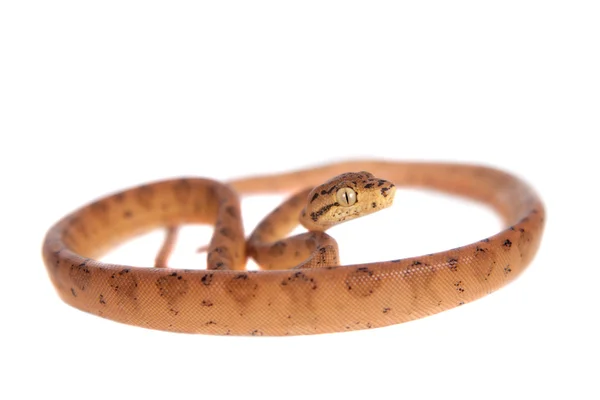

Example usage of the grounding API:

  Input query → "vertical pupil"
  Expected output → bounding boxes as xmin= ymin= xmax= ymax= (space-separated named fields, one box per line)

xmin=343 ymin=191 xmax=349 ymax=204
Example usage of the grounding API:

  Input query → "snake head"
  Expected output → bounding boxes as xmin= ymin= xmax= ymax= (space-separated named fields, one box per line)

xmin=299 ymin=171 xmax=396 ymax=231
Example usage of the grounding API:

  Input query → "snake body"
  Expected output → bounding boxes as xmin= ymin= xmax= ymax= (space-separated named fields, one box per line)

xmin=42 ymin=161 xmax=544 ymax=336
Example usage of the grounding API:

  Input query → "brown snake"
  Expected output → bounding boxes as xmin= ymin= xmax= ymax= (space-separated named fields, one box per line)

xmin=42 ymin=161 xmax=545 ymax=336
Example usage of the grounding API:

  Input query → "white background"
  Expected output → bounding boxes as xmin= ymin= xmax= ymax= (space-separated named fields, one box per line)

xmin=1 ymin=1 xmax=598 ymax=399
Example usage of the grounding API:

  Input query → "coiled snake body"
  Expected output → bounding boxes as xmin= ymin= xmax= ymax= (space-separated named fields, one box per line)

xmin=42 ymin=161 xmax=544 ymax=336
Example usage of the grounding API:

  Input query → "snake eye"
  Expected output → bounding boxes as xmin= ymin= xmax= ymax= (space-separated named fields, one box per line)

xmin=336 ymin=187 xmax=357 ymax=207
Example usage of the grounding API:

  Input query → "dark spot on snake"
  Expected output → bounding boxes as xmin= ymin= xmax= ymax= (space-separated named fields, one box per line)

xmin=323 ymin=185 xmax=337 ymax=194
xmin=251 ymin=330 xmax=263 ymax=336
xmin=205 ymin=320 xmax=217 ymax=326
xmin=303 ymin=236 xmax=318 ymax=251
xmin=381 ymin=187 xmax=390 ymax=197
xmin=518 ymin=228 xmax=534 ymax=261
xmin=202 ymin=299 xmax=213 ymax=307
xmin=475 ymin=246 xmax=487 ymax=253
xmin=372 ymin=202 xmax=376 ymax=208
xmin=281 ymin=271 xmax=316 ymax=289
xmin=90 ymin=201 xmax=108 ymax=216
xmin=156 ymin=274 xmax=189 ymax=307
xmin=481 ymin=238 xmax=490 ymax=243
xmin=280 ymin=272 xmax=318 ymax=306
xmin=310 ymin=202 xmax=338 ymax=222
xmin=503 ymin=239 xmax=512 ymax=248
xmin=310 ymin=193 xmax=319 ymax=203
xmin=447 ymin=258 xmax=458 ymax=271
xmin=225 ymin=205 xmax=237 ymax=218
xmin=458 ymin=301 xmax=465 ymax=306
xmin=201 ymin=273 xmax=214 ymax=286
xmin=364 ymin=183 xmax=374 ymax=189
xmin=219 ymin=227 xmax=233 ymax=238
xmin=123 ymin=210 xmax=133 ymax=218
xmin=454 ymin=280 xmax=465 ymax=293
xmin=99 ymin=294 xmax=106 ymax=305
xmin=225 ymin=274 xmax=257 ymax=304
xmin=377 ymin=180 xmax=386 ymax=187
xmin=53 ymin=251 xmax=62 ymax=268
xmin=412 ymin=261 xmax=422 ymax=266
xmin=69 ymin=262 xmax=91 ymax=291
xmin=109 ymin=269 xmax=138 ymax=302
xmin=383 ymin=307 xmax=391 ymax=314
xmin=114 ymin=192 xmax=125 ymax=203
xmin=391 ymin=259 xmax=401 ymax=263
xmin=504 ymin=265 xmax=512 ymax=275
xmin=136 ymin=185 xmax=154 ymax=209
xmin=356 ymin=266 xmax=373 ymax=275
xmin=485 ymin=262 xmax=495 ymax=279
xmin=269 ymin=241 xmax=287 ymax=257
xmin=214 ymin=262 xmax=225 ymax=269
xmin=211 ymin=246 xmax=230 ymax=257
xmin=345 ymin=268 xmax=381 ymax=297
xmin=70 ymin=288 xmax=77 ymax=297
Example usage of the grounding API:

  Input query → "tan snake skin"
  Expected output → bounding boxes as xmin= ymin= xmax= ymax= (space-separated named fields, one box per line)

xmin=42 ymin=161 xmax=545 ymax=336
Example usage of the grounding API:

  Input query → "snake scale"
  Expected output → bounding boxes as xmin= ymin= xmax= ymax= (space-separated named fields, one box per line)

xmin=42 ymin=161 xmax=545 ymax=336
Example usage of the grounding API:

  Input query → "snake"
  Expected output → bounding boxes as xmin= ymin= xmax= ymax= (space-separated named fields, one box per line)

xmin=42 ymin=160 xmax=545 ymax=336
